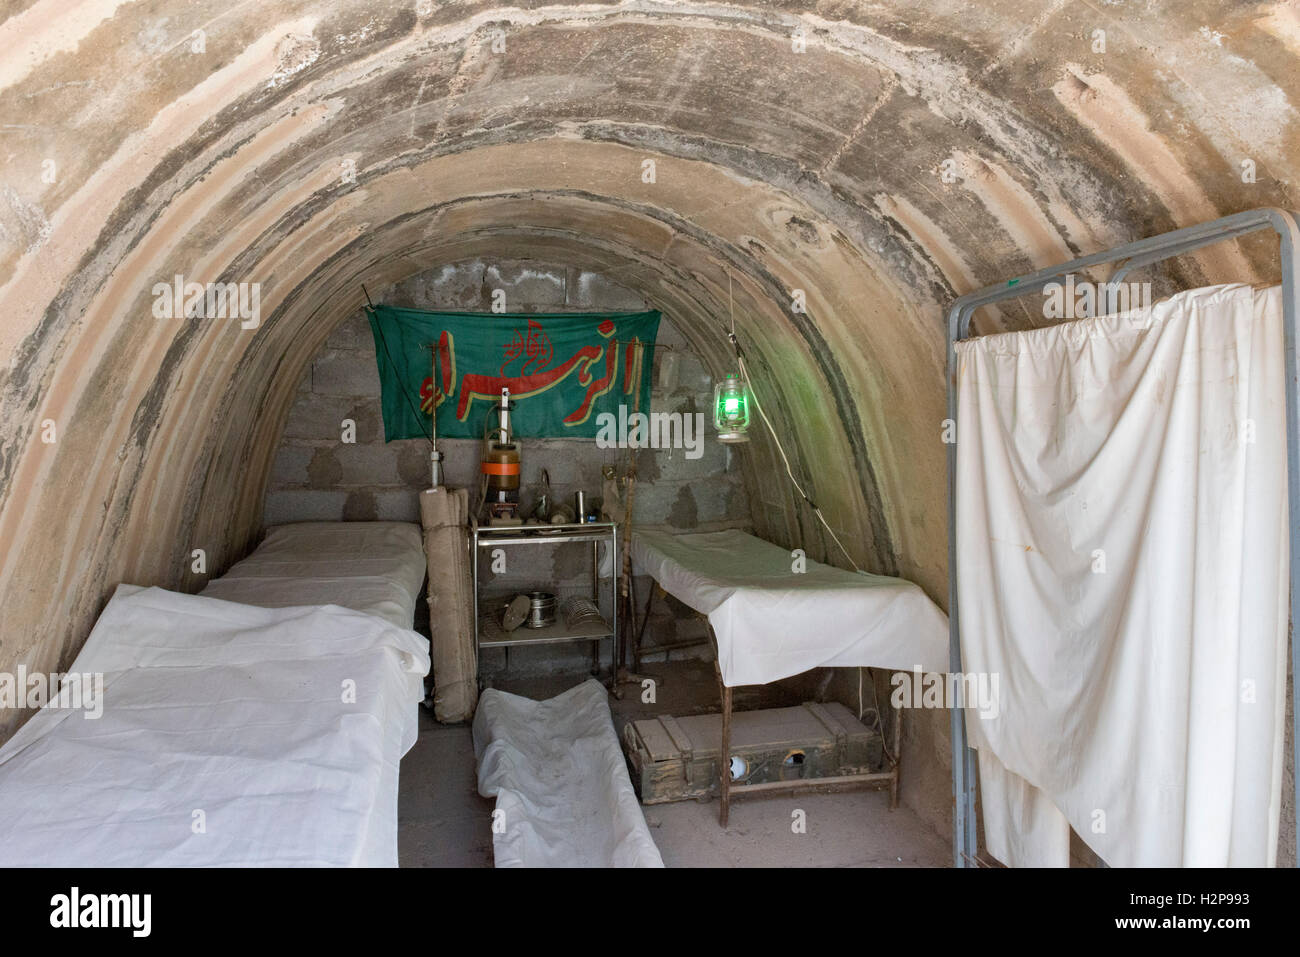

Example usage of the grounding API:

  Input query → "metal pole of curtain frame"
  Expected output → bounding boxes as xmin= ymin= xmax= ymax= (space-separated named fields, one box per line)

xmin=944 ymin=207 xmax=1300 ymax=869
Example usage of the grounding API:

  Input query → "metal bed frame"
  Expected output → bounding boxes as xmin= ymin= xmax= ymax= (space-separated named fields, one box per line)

xmin=946 ymin=207 xmax=1300 ymax=868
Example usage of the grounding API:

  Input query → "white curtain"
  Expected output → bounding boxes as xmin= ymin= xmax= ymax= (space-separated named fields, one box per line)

xmin=956 ymin=283 xmax=1289 ymax=867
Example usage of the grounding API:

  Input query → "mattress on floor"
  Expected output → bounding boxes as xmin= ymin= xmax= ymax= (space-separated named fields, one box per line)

xmin=201 ymin=521 xmax=427 ymax=630
xmin=0 ymin=584 xmax=430 ymax=867
xmin=630 ymin=529 xmax=949 ymax=686
xmin=473 ymin=679 xmax=664 ymax=868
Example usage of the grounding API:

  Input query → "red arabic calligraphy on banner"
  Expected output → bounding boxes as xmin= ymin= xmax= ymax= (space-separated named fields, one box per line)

xmin=417 ymin=318 xmax=645 ymax=427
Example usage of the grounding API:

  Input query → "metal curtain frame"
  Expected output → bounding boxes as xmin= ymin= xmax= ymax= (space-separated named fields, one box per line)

xmin=945 ymin=206 xmax=1300 ymax=869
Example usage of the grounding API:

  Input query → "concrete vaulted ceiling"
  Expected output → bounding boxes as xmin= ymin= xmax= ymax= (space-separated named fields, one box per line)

xmin=0 ymin=0 xmax=1297 ymax=725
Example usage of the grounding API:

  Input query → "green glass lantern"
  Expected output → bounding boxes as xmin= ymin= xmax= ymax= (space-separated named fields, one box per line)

xmin=713 ymin=373 xmax=751 ymax=443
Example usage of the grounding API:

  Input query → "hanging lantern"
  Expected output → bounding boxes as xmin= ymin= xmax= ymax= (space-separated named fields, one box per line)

xmin=713 ymin=372 xmax=751 ymax=443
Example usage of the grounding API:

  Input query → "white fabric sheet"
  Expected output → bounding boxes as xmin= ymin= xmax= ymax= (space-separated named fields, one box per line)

xmin=473 ymin=679 xmax=664 ymax=868
xmin=201 ymin=521 xmax=426 ymax=630
xmin=0 ymin=584 xmax=430 ymax=867
xmin=956 ymin=283 xmax=1290 ymax=867
xmin=630 ymin=529 xmax=948 ymax=686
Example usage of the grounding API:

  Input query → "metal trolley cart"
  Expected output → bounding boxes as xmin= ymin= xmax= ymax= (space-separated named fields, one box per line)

xmin=471 ymin=520 xmax=618 ymax=680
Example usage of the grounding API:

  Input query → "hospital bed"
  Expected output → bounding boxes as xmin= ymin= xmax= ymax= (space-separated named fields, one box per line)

xmin=630 ymin=528 xmax=948 ymax=825
xmin=200 ymin=520 xmax=427 ymax=629
xmin=0 ymin=521 xmax=430 ymax=867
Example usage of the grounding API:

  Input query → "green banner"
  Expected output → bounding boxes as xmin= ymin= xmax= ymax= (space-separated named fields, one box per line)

xmin=366 ymin=305 xmax=661 ymax=441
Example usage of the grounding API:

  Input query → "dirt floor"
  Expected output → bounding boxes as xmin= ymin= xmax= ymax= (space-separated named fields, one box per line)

xmin=397 ymin=660 xmax=951 ymax=867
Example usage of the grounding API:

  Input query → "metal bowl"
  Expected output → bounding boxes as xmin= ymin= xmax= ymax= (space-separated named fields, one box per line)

xmin=524 ymin=591 xmax=557 ymax=629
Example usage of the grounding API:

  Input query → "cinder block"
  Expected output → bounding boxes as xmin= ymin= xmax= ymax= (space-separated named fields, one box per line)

xmin=335 ymin=443 xmax=403 ymax=486
xmin=672 ymin=354 xmax=713 ymax=396
xmin=517 ymin=440 xmax=590 ymax=486
xmin=633 ymin=447 xmax=662 ymax=483
xmin=395 ymin=440 xmax=432 ymax=487
xmin=343 ymin=401 xmax=385 ymax=444
xmin=639 ymin=427 xmax=727 ymax=481
xmin=434 ymin=439 xmax=483 ymax=488
xmin=306 ymin=446 xmax=343 ymax=487
xmin=570 ymin=271 xmax=646 ymax=311
xmin=387 ymin=262 xmax=486 ymax=310
xmin=326 ymin=312 xmax=373 ymax=351
xmin=657 ymin=322 xmax=688 ymax=349
xmin=379 ymin=280 xmax=417 ymax=309
xmin=483 ymin=262 xmax=566 ymax=308
xmin=425 ymin=261 xmax=487 ymax=309
xmin=629 ymin=481 xmax=688 ymax=525
xmin=284 ymin=394 xmax=356 ymax=440
xmin=269 ymin=444 xmax=314 ymax=487
xmin=666 ymin=484 xmax=699 ymax=528
xmin=692 ymin=477 xmax=748 ymax=524
xmin=264 ymin=490 xmax=347 ymax=525
xmin=312 ymin=349 xmax=381 ymax=397
xmin=374 ymin=489 xmax=420 ymax=522
xmin=343 ymin=490 xmax=378 ymax=521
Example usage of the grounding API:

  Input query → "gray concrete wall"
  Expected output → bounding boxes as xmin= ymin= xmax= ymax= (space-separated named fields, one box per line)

xmin=264 ymin=258 xmax=753 ymax=671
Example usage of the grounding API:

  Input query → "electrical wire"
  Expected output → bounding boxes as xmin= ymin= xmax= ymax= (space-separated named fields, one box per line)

xmin=855 ymin=666 xmax=896 ymax=768
xmin=734 ymin=354 xmax=863 ymax=574
xmin=725 ymin=273 xmax=862 ymax=573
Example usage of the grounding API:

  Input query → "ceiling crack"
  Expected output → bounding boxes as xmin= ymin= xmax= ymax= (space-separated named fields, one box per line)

xmin=980 ymin=0 xmax=1072 ymax=77
xmin=818 ymin=74 xmax=897 ymax=176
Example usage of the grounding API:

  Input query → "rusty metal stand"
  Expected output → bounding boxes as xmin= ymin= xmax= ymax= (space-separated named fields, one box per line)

xmin=623 ymin=541 xmax=908 ymax=829
xmin=706 ymin=623 xmax=902 ymax=829
xmin=629 ymin=581 xmax=713 ymax=682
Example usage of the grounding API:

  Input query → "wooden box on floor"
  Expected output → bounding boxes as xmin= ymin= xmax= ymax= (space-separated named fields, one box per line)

xmin=623 ymin=702 xmax=883 ymax=805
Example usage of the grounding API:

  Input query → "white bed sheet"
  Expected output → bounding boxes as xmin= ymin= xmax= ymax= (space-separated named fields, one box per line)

xmin=473 ymin=679 xmax=664 ymax=868
xmin=0 ymin=584 xmax=430 ymax=867
xmin=630 ymin=529 xmax=948 ymax=686
xmin=201 ymin=521 xmax=426 ymax=630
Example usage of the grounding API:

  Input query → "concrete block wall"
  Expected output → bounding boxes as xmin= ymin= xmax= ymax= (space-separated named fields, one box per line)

xmin=264 ymin=258 xmax=753 ymax=673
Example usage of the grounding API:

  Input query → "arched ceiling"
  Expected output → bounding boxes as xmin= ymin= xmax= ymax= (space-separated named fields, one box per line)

xmin=0 ymin=0 xmax=1297 ymax=716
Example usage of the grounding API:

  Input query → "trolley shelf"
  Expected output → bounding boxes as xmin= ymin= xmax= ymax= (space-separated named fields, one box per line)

xmin=473 ymin=521 xmax=616 ymax=547
xmin=478 ymin=611 xmax=613 ymax=648
xmin=471 ymin=519 xmax=618 ymax=676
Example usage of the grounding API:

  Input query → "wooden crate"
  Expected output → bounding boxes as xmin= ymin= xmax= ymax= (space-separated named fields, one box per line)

xmin=623 ymin=702 xmax=883 ymax=805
